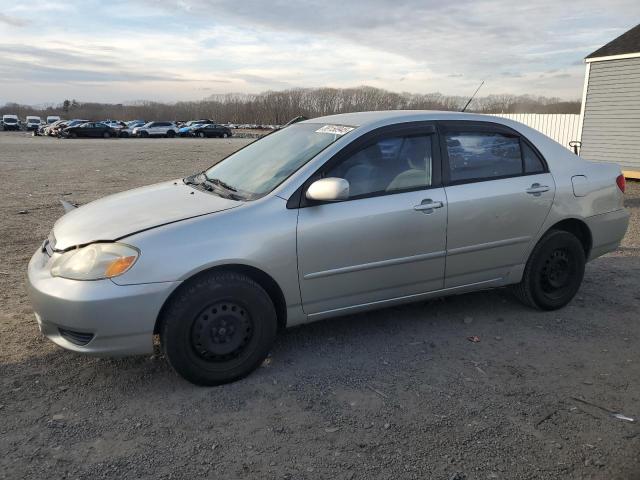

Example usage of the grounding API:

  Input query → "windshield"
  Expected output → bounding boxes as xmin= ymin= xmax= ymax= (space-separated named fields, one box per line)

xmin=4 ymin=118 xmax=17 ymax=123
xmin=201 ymin=123 xmax=354 ymax=199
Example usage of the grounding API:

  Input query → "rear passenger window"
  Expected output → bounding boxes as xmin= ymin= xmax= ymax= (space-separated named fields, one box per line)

xmin=445 ymin=132 xmax=521 ymax=182
xmin=522 ymin=142 xmax=545 ymax=173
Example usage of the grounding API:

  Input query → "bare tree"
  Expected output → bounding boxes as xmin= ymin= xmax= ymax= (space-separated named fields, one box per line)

xmin=0 ymin=87 xmax=581 ymax=123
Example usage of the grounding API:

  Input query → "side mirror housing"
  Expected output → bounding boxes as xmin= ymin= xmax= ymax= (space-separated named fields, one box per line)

xmin=306 ymin=178 xmax=349 ymax=202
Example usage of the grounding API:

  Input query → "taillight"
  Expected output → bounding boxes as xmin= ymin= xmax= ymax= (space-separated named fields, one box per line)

xmin=616 ymin=174 xmax=625 ymax=193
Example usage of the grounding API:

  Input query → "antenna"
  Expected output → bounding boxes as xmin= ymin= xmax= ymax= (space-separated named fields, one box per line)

xmin=461 ymin=80 xmax=485 ymax=112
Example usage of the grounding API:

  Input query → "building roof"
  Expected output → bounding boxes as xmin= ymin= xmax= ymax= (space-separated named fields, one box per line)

xmin=586 ymin=23 xmax=640 ymax=59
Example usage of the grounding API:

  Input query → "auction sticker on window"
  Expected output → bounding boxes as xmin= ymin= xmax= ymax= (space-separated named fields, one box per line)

xmin=315 ymin=125 xmax=354 ymax=135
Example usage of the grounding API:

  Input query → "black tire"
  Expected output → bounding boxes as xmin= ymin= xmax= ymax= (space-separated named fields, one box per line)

xmin=69 ymin=131 xmax=78 ymax=139
xmin=160 ymin=271 xmax=278 ymax=386
xmin=198 ymin=131 xmax=205 ymax=138
xmin=120 ymin=131 xmax=129 ymax=138
xmin=103 ymin=131 xmax=111 ymax=138
xmin=222 ymin=132 xmax=229 ymax=138
xmin=166 ymin=130 xmax=176 ymax=138
xmin=512 ymin=230 xmax=585 ymax=310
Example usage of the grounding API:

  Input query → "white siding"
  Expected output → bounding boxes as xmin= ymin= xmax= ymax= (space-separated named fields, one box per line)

xmin=580 ymin=56 xmax=640 ymax=170
xmin=487 ymin=113 xmax=581 ymax=151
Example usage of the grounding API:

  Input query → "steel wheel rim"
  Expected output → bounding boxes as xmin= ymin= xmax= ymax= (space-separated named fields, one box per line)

xmin=540 ymin=248 xmax=572 ymax=294
xmin=190 ymin=301 xmax=253 ymax=361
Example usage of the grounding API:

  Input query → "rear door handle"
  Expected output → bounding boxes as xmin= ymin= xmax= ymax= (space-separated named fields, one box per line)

xmin=414 ymin=199 xmax=444 ymax=213
xmin=526 ymin=183 xmax=550 ymax=195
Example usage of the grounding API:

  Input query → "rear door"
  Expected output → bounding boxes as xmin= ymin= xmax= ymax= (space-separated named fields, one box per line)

xmin=296 ymin=122 xmax=448 ymax=316
xmin=78 ymin=123 xmax=92 ymax=137
xmin=439 ymin=121 xmax=555 ymax=288
xmin=89 ymin=123 xmax=102 ymax=137
xmin=150 ymin=122 xmax=163 ymax=135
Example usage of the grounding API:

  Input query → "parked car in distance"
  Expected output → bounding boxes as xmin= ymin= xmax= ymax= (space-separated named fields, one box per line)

xmin=2 ymin=114 xmax=21 ymax=131
xmin=46 ymin=116 xmax=61 ymax=124
xmin=27 ymin=111 xmax=629 ymax=386
xmin=103 ymin=120 xmax=127 ymax=132
xmin=43 ymin=119 xmax=66 ymax=136
xmin=191 ymin=123 xmax=233 ymax=138
xmin=50 ymin=119 xmax=88 ymax=137
xmin=119 ymin=120 xmax=145 ymax=138
xmin=178 ymin=120 xmax=214 ymax=137
xmin=63 ymin=122 xmax=119 ymax=139
xmin=25 ymin=116 xmax=43 ymax=131
xmin=132 ymin=121 xmax=177 ymax=138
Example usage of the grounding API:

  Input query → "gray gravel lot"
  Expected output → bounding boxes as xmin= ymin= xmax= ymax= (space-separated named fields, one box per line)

xmin=1 ymin=131 xmax=639 ymax=480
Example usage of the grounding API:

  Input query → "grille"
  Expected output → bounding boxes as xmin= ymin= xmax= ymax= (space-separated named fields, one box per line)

xmin=58 ymin=328 xmax=94 ymax=346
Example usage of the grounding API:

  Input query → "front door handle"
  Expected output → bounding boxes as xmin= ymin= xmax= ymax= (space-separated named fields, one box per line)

xmin=526 ymin=183 xmax=550 ymax=196
xmin=414 ymin=199 xmax=444 ymax=213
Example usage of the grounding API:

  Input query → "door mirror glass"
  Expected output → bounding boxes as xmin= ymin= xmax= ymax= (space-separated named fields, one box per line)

xmin=306 ymin=178 xmax=350 ymax=202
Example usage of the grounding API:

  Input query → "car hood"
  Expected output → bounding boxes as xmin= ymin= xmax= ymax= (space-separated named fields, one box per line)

xmin=52 ymin=180 xmax=242 ymax=250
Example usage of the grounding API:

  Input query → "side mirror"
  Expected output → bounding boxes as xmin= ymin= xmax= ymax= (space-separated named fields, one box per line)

xmin=306 ymin=177 xmax=349 ymax=202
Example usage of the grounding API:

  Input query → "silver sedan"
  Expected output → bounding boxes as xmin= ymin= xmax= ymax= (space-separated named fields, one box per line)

xmin=27 ymin=111 xmax=629 ymax=385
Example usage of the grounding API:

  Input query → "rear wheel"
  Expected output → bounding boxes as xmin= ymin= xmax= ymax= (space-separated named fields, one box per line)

xmin=103 ymin=131 xmax=111 ymax=138
xmin=222 ymin=132 xmax=229 ymax=138
xmin=166 ymin=130 xmax=176 ymax=138
xmin=69 ymin=131 xmax=78 ymax=139
xmin=139 ymin=131 xmax=149 ymax=138
xmin=160 ymin=271 xmax=278 ymax=385
xmin=512 ymin=230 xmax=585 ymax=310
xmin=198 ymin=131 xmax=206 ymax=138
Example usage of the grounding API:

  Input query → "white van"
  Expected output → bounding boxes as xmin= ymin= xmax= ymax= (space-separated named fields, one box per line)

xmin=25 ymin=116 xmax=42 ymax=131
xmin=2 ymin=114 xmax=20 ymax=131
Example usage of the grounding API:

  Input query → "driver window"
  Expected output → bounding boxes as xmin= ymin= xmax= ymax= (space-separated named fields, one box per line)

xmin=324 ymin=134 xmax=433 ymax=199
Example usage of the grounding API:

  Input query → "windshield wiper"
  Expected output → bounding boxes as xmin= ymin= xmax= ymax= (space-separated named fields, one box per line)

xmin=205 ymin=177 xmax=238 ymax=192
xmin=183 ymin=173 xmax=205 ymax=186
xmin=184 ymin=172 xmax=245 ymax=200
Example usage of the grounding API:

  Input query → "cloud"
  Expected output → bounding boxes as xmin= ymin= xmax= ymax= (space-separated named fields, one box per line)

xmin=1 ymin=0 xmax=639 ymax=104
xmin=0 ymin=13 xmax=29 ymax=27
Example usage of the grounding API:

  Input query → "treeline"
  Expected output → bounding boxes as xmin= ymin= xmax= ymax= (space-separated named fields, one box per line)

xmin=0 ymin=86 xmax=580 ymax=123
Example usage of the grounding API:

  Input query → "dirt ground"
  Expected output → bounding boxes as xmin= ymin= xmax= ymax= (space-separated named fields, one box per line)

xmin=1 ymin=131 xmax=639 ymax=480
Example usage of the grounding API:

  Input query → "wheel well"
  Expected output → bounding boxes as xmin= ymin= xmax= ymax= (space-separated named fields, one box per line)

xmin=153 ymin=264 xmax=288 ymax=334
xmin=549 ymin=219 xmax=592 ymax=257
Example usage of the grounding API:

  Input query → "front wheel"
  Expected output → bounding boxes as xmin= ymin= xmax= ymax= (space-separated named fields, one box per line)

xmin=222 ymin=132 xmax=229 ymax=138
xmin=166 ymin=130 xmax=176 ymax=138
xmin=512 ymin=230 xmax=585 ymax=310
xmin=198 ymin=131 xmax=205 ymax=138
xmin=103 ymin=131 xmax=111 ymax=138
xmin=160 ymin=271 xmax=278 ymax=385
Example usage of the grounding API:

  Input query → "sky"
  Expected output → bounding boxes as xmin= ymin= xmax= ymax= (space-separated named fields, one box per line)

xmin=0 ymin=0 xmax=638 ymax=105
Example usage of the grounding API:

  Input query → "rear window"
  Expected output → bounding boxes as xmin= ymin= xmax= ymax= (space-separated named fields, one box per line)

xmin=445 ymin=132 xmax=522 ymax=182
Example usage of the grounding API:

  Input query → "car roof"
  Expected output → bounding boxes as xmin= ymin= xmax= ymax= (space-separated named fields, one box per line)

xmin=302 ymin=110 xmax=527 ymax=128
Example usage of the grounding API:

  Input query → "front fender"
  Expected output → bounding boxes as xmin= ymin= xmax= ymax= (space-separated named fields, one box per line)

xmin=112 ymin=195 xmax=301 ymax=312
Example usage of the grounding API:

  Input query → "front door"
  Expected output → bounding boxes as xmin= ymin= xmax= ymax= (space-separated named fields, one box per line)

xmin=439 ymin=121 xmax=556 ymax=288
xmin=296 ymin=124 xmax=448 ymax=316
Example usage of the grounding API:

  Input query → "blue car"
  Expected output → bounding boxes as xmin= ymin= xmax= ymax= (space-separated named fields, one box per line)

xmin=178 ymin=119 xmax=214 ymax=137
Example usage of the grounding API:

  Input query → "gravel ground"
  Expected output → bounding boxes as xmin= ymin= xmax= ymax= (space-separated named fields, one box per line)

xmin=1 ymin=131 xmax=639 ymax=480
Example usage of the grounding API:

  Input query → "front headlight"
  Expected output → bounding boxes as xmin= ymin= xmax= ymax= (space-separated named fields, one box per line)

xmin=51 ymin=243 xmax=139 ymax=280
